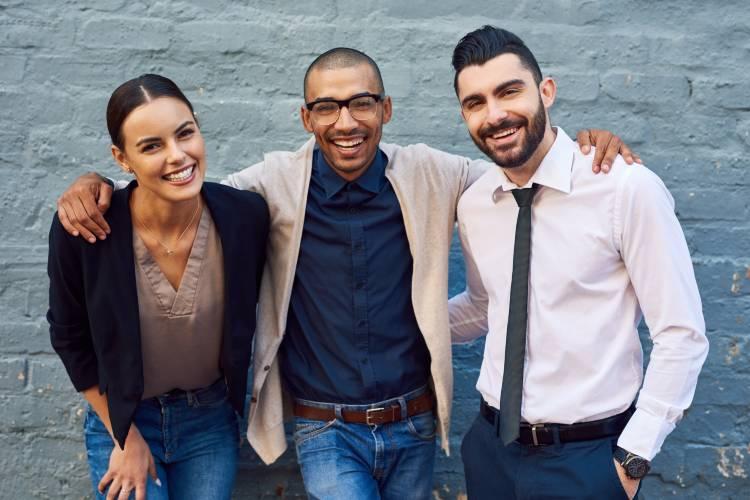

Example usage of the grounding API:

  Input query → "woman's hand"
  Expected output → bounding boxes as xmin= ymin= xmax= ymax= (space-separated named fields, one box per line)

xmin=98 ymin=425 xmax=159 ymax=500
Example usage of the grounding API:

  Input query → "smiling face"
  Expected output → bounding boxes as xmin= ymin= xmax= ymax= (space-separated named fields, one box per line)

xmin=456 ymin=53 xmax=556 ymax=172
xmin=301 ymin=64 xmax=392 ymax=182
xmin=111 ymin=96 xmax=205 ymax=203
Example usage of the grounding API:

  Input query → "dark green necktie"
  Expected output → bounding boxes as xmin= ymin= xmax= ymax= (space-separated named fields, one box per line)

xmin=499 ymin=184 xmax=538 ymax=445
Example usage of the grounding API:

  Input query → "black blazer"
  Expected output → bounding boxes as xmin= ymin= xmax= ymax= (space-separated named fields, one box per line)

xmin=47 ymin=181 xmax=268 ymax=449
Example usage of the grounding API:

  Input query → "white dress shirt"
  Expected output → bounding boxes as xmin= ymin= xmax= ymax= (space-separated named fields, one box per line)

xmin=449 ymin=128 xmax=708 ymax=460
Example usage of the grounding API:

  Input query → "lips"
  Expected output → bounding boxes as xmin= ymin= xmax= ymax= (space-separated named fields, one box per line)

xmin=329 ymin=134 xmax=367 ymax=158
xmin=163 ymin=164 xmax=195 ymax=183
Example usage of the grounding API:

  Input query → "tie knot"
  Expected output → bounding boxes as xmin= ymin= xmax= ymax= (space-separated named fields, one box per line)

xmin=511 ymin=184 xmax=538 ymax=207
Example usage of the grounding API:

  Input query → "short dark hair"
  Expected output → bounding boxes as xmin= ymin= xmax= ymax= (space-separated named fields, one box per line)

xmin=452 ymin=26 xmax=542 ymax=95
xmin=303 ymin=47 xmax=385 ymax=101
xmin=106 ymin=73 xmax=196 ymax=150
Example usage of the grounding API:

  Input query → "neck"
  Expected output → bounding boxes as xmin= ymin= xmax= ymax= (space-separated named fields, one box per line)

xmin=502 ymin=126 xmax=557 ymax=187
xmin=321 ymin=151 xmax=378 ymax=183
xmin=130 ymin=187 xmax=201 ymax=237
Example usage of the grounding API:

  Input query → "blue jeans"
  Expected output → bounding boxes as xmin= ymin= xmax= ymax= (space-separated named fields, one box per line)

xmin=84 ymin=379 xmax=239 ymax=500
xmin=293 ymin=386 xmax=437 ymax=500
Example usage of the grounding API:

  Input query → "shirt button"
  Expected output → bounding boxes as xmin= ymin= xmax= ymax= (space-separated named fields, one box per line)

xmin=358 ymin=320 xmax=366 ymax=328
xmin=263 ymin=365 xmax=270 ymax=371
xmin=349 ymin=207 xmax=357 ymax=214
xmin=361 ymin=358 xmax=369 ymax=364
xmin=356 ymin=281 xmax=365 ymax=289
xmin=250 ymin=396 xmax=258 ymax=403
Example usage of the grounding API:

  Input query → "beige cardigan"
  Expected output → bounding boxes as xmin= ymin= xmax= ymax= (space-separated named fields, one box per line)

xmin=224 ymin=137 xmax=488 ymax=464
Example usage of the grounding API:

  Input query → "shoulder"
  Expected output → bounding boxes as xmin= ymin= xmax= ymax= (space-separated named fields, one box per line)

xmin=382 ymin=141 xmax=470 ymax=172
xmin=205 ymin=181 xmax=265 ymax=205
xmin=49 ymin=212 xmax=78 ymax=250
xmin=203 ymin=182 xmax=269 ymax=227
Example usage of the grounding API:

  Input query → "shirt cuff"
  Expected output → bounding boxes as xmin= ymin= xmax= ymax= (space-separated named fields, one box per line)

xmin=617 ymin=407 xmax=676 ymax=461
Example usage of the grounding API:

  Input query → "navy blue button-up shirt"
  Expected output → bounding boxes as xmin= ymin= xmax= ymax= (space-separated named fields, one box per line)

xmin=279 ymin=147 xmax=431 ymax=404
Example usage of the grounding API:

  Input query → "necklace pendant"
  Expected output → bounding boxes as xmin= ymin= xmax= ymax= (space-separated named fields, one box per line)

xmin=165 ymin=249 xmax=175 ymax=256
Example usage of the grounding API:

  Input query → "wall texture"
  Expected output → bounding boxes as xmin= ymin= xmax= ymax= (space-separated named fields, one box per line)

xmin=0 ymin=0 xmax=748 ymax=498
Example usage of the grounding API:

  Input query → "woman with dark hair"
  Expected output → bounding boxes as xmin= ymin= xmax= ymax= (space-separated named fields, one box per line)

xmin=47 ymin=74 xmax=268 ymax=500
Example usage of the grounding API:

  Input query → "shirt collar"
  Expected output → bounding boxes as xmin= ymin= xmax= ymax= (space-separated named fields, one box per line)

xmin=314 ymin=147 xmax=388 ymax=199
xmin=493 ymin=126 xmax=575 ymax=198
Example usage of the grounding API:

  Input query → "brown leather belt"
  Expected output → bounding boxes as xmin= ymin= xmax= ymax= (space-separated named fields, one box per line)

xmin=294 ymin=392 xmax=435 ymax=425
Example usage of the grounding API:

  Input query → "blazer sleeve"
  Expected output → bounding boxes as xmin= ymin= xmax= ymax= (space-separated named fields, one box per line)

xmin=47 ymin=216 xmax=99 ymax=392
xmin=253 ymin=195 xmax=270 ymax=294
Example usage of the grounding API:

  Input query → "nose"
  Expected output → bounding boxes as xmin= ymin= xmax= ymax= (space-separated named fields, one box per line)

xmin=486 ymin=98 xmax=509 ymax=125
xmin=165 ymin=139 xmax=187 ymax=165
xmin=333 ymin=105 xmax=358 ymax=131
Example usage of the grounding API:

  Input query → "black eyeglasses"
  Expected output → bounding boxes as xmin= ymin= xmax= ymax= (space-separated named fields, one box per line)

xmin=305 ymin=93 xmax=384 ymax=125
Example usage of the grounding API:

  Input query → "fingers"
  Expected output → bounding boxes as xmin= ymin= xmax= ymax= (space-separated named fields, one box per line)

xmin=619 ymin=143 xmax=643 ymax=165
xmin=135 ymin=483 xmax=146 ymax=500
xmin=57 ymin=202 xmax=79 ymax=237
xmin=576 ymin=129 xmax=593 ymax=156
xmin=78 ymin=184 xmax=110 ymax=238
xmin=98 ymin=469 xmax=113 ymax=493
xmin=69 ymin=198 xmax=99 ymax=244
xmin=117 ymin=482 xmax=133 ymax=500
xmin=148 ymin=456 xmax=158 ymax=482
xmin=98 ymin=183 xmax=113 ymax=212
xmin=105 ymin=477 xmax=120 ymax=500
xmin=599 ymin=134 xmax=623 ymax=173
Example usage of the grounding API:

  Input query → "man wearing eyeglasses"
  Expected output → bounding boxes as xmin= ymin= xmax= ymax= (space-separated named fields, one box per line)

xmin=55 ymin=48 xmax=638 ymax=499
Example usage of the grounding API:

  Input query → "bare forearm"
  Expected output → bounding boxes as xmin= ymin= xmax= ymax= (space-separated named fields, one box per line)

xmin=82 ymin=385 xmax=115 ymax=439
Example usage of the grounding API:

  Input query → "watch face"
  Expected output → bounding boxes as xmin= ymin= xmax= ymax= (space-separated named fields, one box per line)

xmin=626 ymin=458 xmax=650 ymax=479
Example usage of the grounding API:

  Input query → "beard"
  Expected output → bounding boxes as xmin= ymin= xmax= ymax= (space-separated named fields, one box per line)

xmin=471 ymin=97 xmax=547 ymax=169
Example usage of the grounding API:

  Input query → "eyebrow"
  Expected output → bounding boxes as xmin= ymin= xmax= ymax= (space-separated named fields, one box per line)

xmin=460 ymin=79 xmax=526 ymax=107
xmin=307 ymin=92 xmax=376 ymax=105
xmin=134 ymin=120 xmax=195 ymax=147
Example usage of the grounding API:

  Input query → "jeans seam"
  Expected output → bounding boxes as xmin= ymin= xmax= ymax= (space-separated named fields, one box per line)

xmin=294 ymin=418 xmax=337 ymax=446
xmin=406 ymin=412 xmax=437 ymax=441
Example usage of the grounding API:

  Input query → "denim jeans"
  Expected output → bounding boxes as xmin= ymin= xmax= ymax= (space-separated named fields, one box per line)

xmin=84 ymin=378 xmax=239 ymax=500
xmin=293 ymin=386 xmax=437 ymax=500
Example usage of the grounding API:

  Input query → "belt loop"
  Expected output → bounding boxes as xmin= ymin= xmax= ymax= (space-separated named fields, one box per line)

xmin=552 ymin=425 xmax=562 ymax=451
xmin=334 ymin=405 xmax=343 ymax=421
xmin=398 ymin=395 xmax=408 ymax=420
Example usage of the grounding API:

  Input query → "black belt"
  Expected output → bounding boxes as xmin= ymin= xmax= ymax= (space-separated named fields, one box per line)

xmin=480 ymin=399 xmax=633 ymax=446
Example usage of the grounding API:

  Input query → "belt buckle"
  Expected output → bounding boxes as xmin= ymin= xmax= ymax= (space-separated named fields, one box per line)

xmin=366 ymin=407 xmax=385 ymax=425
xmin=531 ymin=423 xmax=544 ymax=446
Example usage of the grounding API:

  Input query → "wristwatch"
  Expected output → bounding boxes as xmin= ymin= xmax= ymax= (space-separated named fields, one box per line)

xmin=614 ymin=446 xmax=651 ymax=479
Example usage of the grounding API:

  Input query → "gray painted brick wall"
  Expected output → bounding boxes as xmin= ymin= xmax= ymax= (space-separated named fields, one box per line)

xmin=0 ymin=1 xmax=747 ymax=498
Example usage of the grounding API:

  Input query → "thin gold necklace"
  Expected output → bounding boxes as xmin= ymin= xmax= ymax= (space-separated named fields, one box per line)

xmin=132 ymin=199 xmax=202 ymax=256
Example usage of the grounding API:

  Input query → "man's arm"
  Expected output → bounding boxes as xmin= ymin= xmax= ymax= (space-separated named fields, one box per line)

xmin=56 ymin=161 xmax=266 ymax=242
xmin=614 ymin=166 xmax=708 ymax=461
xmin=449 ymin=219 xmax=490 ymax=343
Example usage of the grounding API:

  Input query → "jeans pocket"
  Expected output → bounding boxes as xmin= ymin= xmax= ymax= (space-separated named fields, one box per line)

xmin=293 ymin=417 xmax=336 ymax=446
xmin=406 ymin=411 xmax=436 ymax=441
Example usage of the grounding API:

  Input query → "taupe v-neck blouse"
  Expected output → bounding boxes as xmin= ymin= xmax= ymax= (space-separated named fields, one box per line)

xmin=133 ymin=208 xmax=225 ymax=399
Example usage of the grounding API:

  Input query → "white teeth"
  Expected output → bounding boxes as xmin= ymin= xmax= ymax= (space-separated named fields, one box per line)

xmin=492 ymin=127 xmax=518 ymax=139
xmin=333 ymin=138 xmax=364 ymax=148
xmin=164 ymin=166 xmax=194 ymax=182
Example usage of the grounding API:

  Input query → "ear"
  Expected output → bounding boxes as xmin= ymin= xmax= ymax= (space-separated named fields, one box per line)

xmin=381 ymin=96 xmax=393 ymax=125
xmin=111 ymin=145 xmax=132 ymax=174
xmin=539 ymin=77 xmax=557 ymax=110
xmin=300 ymin=106 xmax=314 ymax=133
